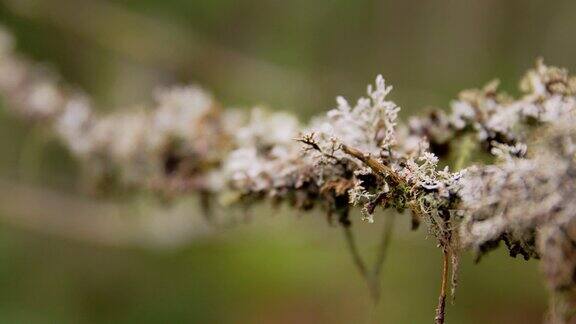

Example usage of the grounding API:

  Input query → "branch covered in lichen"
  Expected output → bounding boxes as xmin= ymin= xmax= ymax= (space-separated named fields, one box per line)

xmin=1 ymin=24 xmax=575 ymax=323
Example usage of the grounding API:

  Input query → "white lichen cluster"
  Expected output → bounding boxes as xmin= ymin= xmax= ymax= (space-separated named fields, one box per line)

xmin=224 ymin=108 xmax=302 ymax=194
xmin=460 ymin=113 xmax=576 ymax=299
xmin=0 ymin=27 xmax=233 ymax=194
xmin=1 ymin=24 xmax=576 ymax=323
xmin=407 ymin=60 xmax=576 ymax=157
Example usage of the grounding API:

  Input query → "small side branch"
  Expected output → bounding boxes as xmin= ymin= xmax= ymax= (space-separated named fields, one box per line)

xmin=341 ymin=212 xmax=396 ymax=303
xmin=368 ymin=213 xmax=396 ymax=302
xmin=340 ymin=144 xmax=404 ymax=185
xmin=342 ymin=225 xmax=370 ymax=281
xmin=373 ymin=213 xmax=395 ymax=279
xmin=435 ymin=247 xmax=450 ymax=324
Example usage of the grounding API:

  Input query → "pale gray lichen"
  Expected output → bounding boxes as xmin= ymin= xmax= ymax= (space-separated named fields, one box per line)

xmin=2 ymin=23 xmax=576 ymax=323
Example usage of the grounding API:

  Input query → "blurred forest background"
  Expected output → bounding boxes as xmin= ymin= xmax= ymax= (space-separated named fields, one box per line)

xmin=0 ymin=0 xmax=574 ymax=322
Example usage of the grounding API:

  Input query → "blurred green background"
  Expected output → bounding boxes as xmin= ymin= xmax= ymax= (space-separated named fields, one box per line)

xmin=0 ymin=0 xmax=572 ymax=322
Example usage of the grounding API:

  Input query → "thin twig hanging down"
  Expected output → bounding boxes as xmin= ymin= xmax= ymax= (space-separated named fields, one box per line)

xmin=340 ymin=212 xmax=395 ymax=303
xmin=435 ymin=247 xmax=450 ymax=324
xmin=0 ymin=24 xmax=576 ymax=322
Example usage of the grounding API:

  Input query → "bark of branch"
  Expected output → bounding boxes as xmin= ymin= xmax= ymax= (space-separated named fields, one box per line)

xmin=435 ymin=248 xmax=450 ymax=324
xmin=340 ymin=144 xmax=404 ymax=186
